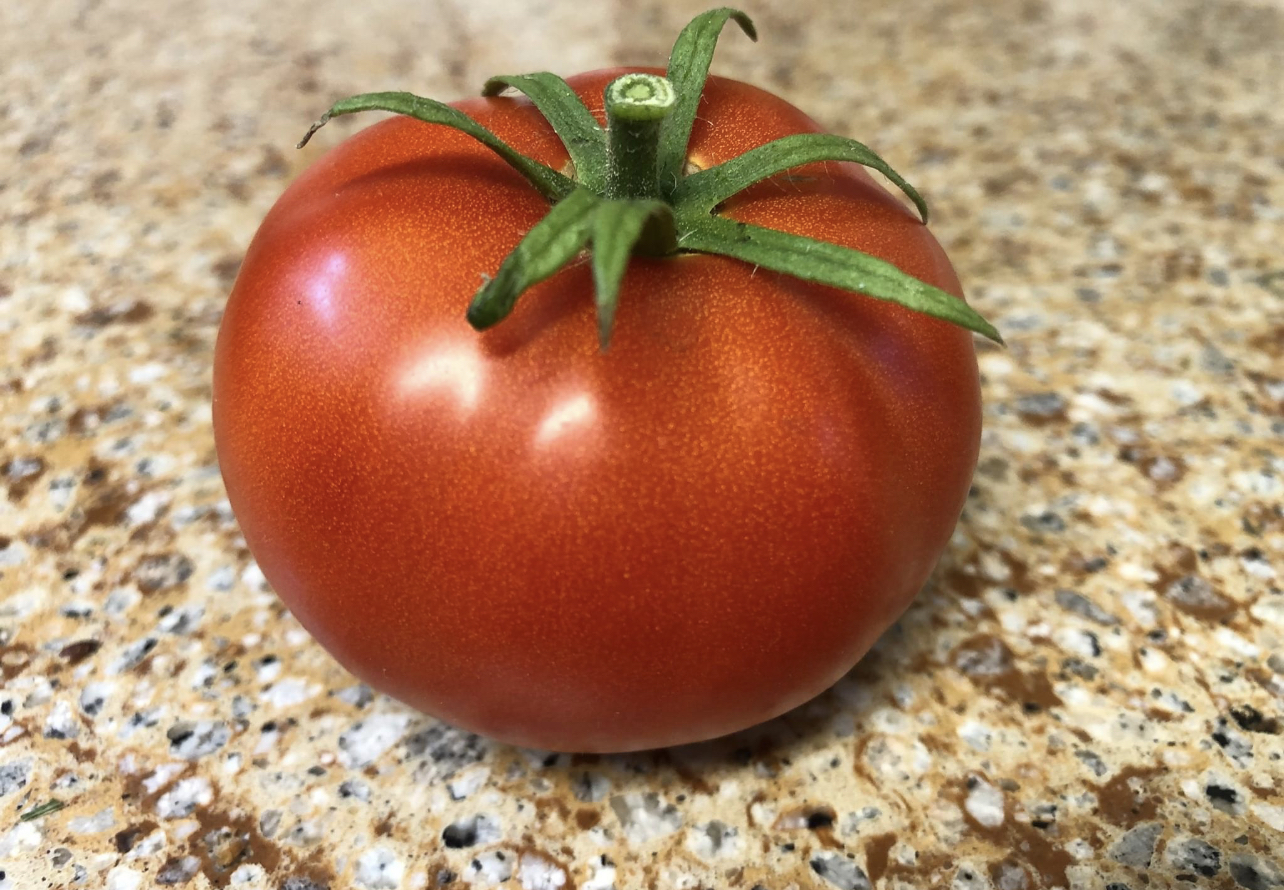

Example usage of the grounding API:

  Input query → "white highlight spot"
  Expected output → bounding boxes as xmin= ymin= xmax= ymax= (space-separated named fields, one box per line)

xmin=535 ymin=393 xmax=594 ymax=446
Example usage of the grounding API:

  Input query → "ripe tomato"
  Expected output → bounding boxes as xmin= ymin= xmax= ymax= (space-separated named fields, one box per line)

xmin=213 ymin=65 xmax=981 ymax=752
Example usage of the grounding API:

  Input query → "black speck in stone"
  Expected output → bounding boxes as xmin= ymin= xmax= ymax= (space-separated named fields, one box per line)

xmin=675 ymin=794 xmax=686 ymax=803
xmin=436 ymin=869 xmax=457 ymax=885
xmin=1 ymin=701 xmax=12 ymax=716
xmin=257 ymin=654 xmax=278 ymax=665
xmin=1023 ymin=701 xmax=1043 ymax=714
xmin=733 ymin=747 xmax=752 ymax=765
xmin=62 ymin=568 xmax=79 ymax=580
xmin=807 ymin=810 xmax=835 ymax=830
xmin=223 ymin=661 xmax=237 ymax=672
xmin=1206 ymin=784 xmax=1238 ymax=805
xmin=1020 ymin=511 xmax=1065 ymax=534
xmin=307 ymin=765 xmax=326 ymax=776
xmin=442 ymin=819 xmax=478 ymax=848
xmin=1031 ymin=819 xmax=1052 ymax=830
xmin=261 ymin=721 xmax=277 ymax=733
xmin=542 ymin=754 xmax=559 ymax=768
xmin=1106 ymin=884 xmax=1132 ymax=890
xmin=781 ymin=843 xmax=795 ymax=852
xmin=1230 ymin=704 xmax=1279 ymax=734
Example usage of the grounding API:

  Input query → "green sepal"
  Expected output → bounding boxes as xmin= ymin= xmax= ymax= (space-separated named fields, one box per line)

xmin=298 ymin=91 xmax=574 ymax=202
xmin=466 ymin=187 xmax=600 ymax=330
xmin=590 ymin=200 xmax=674 ymax=349
xmin=657 ymin=8 xmax=757 ymax=197
xmin=675 ymin=132 xmax=930 ymax=223
xmin=482 ymin=73 xmax=607 ymax=192
xmin=681 ymin=216 xmax=1004 ymax=343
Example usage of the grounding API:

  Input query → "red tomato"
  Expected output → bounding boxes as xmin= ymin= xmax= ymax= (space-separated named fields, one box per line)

xmin=212 ymin=68 xmax=980 ymax=752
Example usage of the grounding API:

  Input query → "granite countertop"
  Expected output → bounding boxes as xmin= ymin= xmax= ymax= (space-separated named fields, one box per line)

xmin=3 ymin=0 xmax=1283 ymax=888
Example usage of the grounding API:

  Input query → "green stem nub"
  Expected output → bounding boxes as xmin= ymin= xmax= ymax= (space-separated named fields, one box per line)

xmin=604 ymin=74 xmax=677 ymax=202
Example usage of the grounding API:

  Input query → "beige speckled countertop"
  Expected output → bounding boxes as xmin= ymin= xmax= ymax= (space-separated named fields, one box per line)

xmin=3 ymin=0 xmax=1283 ymax=888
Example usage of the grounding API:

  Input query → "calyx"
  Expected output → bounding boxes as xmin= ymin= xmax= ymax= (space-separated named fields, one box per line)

xmin=297 ymin=8 xmax=1002 ymax=348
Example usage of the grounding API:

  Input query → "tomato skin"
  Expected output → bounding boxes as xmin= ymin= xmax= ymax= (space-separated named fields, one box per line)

xmin=212 ymin=68 xmax=980 ymax=752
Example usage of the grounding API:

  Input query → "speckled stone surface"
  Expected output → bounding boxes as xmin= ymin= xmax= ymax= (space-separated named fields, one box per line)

xmin=3 ymin=0 xmax=1283 ymax=888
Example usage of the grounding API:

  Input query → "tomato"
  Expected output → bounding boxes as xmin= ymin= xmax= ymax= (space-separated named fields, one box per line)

xmin=213 ymin=59 xmax=982 ymax=751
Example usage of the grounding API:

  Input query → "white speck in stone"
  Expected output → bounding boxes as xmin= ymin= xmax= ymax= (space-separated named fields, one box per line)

xmin=241 ymin=562 xmax=268 ymax=591
xmin=69 ymin=808 xmax=115 ymax=834
xmin=170 ymin=819 xmax=200 ymax=841
xmin=406 ymin=873 xmax=428 ymax=889
xmin=230 ymin=863 xmax=266 ymax=884
xmin=128 ymin=828 xmax=166 ymax=858
xmin=262 ymin=678 xmax=316 ymax=708
xmin=1066 ymin=838 xmax=1096 ymax=860
xmin=338 ymin=713 xmax=413 ymax=768
xmin=158 ymin=605 xmax=204 ymax=635
xmin=126 ymin=490 xmax=171 ymax=525
xmin=1054 ymin=628 xmax=1100 ymax=659
xmin=1 ymin=586 xmax=46 ymax=619
xmin=685 ymin=820 xmax=738 ymax=860
xmin=870 ymin=707 xmax=911 ymax=734
xmin=1139 ymin=647 xmax=1169 ymax=673
xmin=60 ymin=286 xmax=92 ymax=312
xmin=44 ymin=699 xmax=80 ymax=739
xmin=143 ymin=763 xmax=187 ymax=795
xmin=582 ymin=859 xmax=616 ymax=890
xmin=1234 ymin=468 xmax=1281 ymax=497
xmin=1169 ymin=379 xmax=1203 ymax=407
xmin=1213 ymin=627 xmax=1258 ymax=658
xmin=0 ymin=538 xmax=28 ymax=566
xmin=1120 ymin=590 xmax=1158 ymax=627
xmin=1242 ymin=552 xmax=1276 ymax=580
xmin=255 ymin=659 xmax=283 ymax=684
xmin=1250 ymin=596 xmax=1284 ymax=627
xmin=1252 ymin=803 xmax=1284 ymax=833
xmin=128 ymin=363 xmax=167 ymax=384
xmin=241 ymin=632 xmax=262 ymax=648
xmin=609 ymin=793 xmax=683 ymax=843
xmin=105 ymin=866 xmax=144 ymax=890
xmin=104 ymin=588 xmax=141 ymax=620
xmin=335 ymin=684 xmax=375 ymax=708
xmin=207 ymin=565 xmax=236 ymax=591
xmin=518 ymin=852 xmax=567 ymax=890
xmin=286 ymin=627 xmax=311 ymax=646
xmin=964 ymin=777 xmax=1005 ymax=828
xmin=1117 ymin=562 xmax=1157 ymax=583
xmin=157 ymin=775 xmax=213 ymax=816
xmin=0 ymin=759 xmax=31 ymax=796
xmin=170 ymin=721 xmax=230 ymax=759
xmin=253 ymin=730 xmax=279 ymax=756
xmin=0 ymin=820 xmax=42 ymax=858
xmin=447 ymin=767 xmax=490 ymax=801
xmin=469 ymin=850 xmax=514 ymax=885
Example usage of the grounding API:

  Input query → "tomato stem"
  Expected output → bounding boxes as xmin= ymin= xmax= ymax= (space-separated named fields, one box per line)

xmin=604 ymin=74 xmax=676 ymax=203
